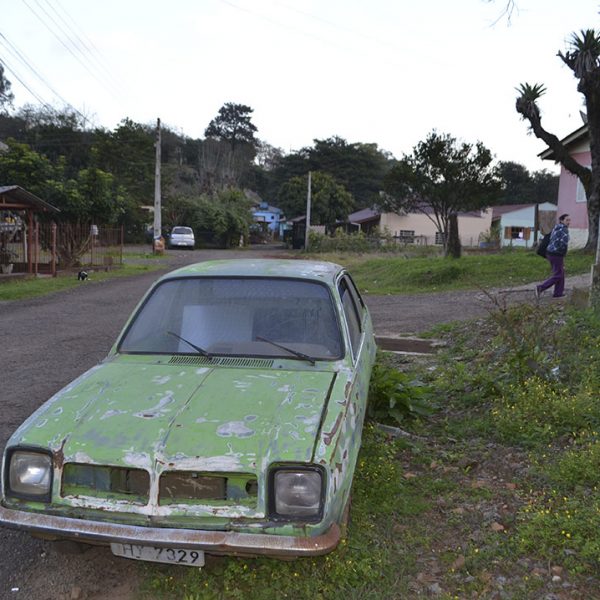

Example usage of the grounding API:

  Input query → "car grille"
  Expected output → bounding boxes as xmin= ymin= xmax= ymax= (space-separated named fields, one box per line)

xmin=62 ymin=464 xmax=149 ymax=505
xmin=61 ymin=464 xmax=258 ymax=507
xmin=159 ymin=472 xmax=258 ymax=505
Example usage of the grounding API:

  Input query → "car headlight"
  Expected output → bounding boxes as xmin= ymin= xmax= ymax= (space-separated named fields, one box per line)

xmin=270 ymin=467 xmax=323 ymax=519
xmin=7 ymin=449 xmax=53 ymax=500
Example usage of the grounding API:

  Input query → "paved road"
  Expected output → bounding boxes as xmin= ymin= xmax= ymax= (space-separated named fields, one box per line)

xmin=0 ymin=248 xmax=590 ymax=599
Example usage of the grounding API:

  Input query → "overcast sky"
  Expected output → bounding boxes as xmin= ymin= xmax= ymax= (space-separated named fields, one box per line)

xmin=1 ymin=0 xmax=598 ymax=173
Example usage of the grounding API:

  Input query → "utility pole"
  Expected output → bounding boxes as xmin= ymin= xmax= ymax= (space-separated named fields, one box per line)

xmin=153 ymin=117 xmax=162 ymax=253
xmin=304 ymin=171 xmax=312 ymax=251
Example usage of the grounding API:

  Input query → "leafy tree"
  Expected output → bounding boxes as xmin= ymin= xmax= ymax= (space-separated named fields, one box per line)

xmin=383 ymin=131 xmax=501 ymax=257
xmin=92 ymin=118 xmax=155 ymax=205
xmin=12 ymin=105 xmax=93 ymax=174
xmin=265 ymin=137 xmax=392 ymax=207
xmin=204 ymin=102 xmax=258 ymax=154
xmin=164 ymin=188 xmax=253 ymax=248
xmin=278 ymin=171 xmax=354 ymax=232
xmin=306 ymin=137 xmax=392 ymax=206
xmin=516 ymin=29 xmax=600 ymax=251
xmin=0 ymin=139 xmax=123 ymax=224
xmin=497 ymin=161 xmax=559 ymax=204
xmin=0 ymin=139 xmax=56 ymax=192
xmin=0 ymin=64 xmax=14 ymax=112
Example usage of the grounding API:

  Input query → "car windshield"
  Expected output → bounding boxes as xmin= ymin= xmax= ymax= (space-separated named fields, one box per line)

xmin=172 ymin=227 xmax=193 ymax=235
xmin=119 ymin=277 xmax=343 ymax=360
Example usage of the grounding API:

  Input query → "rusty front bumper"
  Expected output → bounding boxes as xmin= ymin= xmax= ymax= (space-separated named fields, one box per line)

xmin=0 ymin=504 xmax=340 ymax=557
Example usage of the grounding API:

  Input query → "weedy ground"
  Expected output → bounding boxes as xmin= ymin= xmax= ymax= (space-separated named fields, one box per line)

xmin=141 ymin=302 xmax=600 ymax=599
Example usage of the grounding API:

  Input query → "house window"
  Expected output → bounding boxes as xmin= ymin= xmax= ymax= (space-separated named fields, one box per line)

xmin=503 ymin=227 xmax=531 ymax=240
xmin=435 ymin=231 xmax=446 ymax=245
xmin=575 ymin=166 xmax=591 ymax=203
xmin=395 ymin=230 xmax=415 ymax=243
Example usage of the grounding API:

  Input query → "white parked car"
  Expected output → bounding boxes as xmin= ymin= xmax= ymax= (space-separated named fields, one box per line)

xmin=169 ymin=226 xmax=195 ymax=249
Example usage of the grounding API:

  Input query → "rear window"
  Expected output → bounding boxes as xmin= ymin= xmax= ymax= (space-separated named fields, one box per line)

xmin=172 ymin=227 xmax=193 ymax=235
xmin=119 ymin=277 xmax=343 ymax=360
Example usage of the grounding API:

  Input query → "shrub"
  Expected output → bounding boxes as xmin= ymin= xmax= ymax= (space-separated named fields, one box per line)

xmin=367 ymin=359 xmax=432 ymax=425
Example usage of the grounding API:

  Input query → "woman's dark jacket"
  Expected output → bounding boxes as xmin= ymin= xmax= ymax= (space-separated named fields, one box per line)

xmin=546 ymin=223 xmax=569 ymax=257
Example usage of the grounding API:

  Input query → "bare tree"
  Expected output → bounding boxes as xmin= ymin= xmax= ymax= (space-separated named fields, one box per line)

xmin=516 ymin=30 xmax=600 ymax=252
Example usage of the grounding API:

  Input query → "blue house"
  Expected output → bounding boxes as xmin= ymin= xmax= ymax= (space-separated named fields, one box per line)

xmin=252 ymin=202 xmax=283 ymax=233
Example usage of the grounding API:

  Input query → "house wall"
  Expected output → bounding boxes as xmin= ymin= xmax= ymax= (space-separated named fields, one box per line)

xmin=379 ymin=210 xmax=492 ymax=247
xmin=556 ymin=147 xmax=591 ymax=249
xmin=498 ymin=204 xmax=556 ymax=247
xmin=252 ymin=210 xmax=281 ymax=231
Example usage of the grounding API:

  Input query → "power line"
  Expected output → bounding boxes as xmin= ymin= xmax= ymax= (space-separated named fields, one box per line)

xmin=47 ymin=0 xmax=123 ymax=92
xmin=0 ymin=56 xmax=52 ymax=108
xmin=0 ymin=32 xmax=80 ymax=113
xmin=21 ymin=0 xmax=120 ymax=100
xmin=0 ymin=29 xmax=94 ymax=126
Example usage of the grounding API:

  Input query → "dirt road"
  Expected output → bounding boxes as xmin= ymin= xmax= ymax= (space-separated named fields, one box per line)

xmin=0 ymin=247 xmax=588 ymax=599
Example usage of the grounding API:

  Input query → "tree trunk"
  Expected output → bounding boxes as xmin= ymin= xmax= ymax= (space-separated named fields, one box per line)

xmin=446 ymin=213 xmax=461 ymax=258
xmin=581 ymin=73 xmax=600 ymax=251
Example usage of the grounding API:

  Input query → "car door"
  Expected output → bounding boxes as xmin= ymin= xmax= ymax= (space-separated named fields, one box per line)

xmin=337 ymin=273 xmax=376 ymax=426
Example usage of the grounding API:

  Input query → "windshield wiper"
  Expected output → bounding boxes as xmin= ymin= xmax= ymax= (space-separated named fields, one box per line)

xmin=167 ymin=331 xmax=212 ymax=359
xmin=255 ymin=335 xmax=316 ymax=365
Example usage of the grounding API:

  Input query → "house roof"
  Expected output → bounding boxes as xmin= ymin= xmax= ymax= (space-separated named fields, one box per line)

xmin=0 ymin=185 xmax=60 ymax=213
xmin=491 ymin=203 xmax=536 ymax=218
xmin=348 ymin=208 xmax=380 ymax=224
xmin=539 ymin=124 xmax=589 ymax=160
xmin=491 ymin=203 xmax=557 ymax=219
xmin=253 ymin=204 xmax=282 ymax=214
xmin=348 ymin=206 xmax=487 ymax=222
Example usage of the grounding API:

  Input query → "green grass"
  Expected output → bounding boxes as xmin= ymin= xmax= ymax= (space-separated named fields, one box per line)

xmin=427 ymin=304 xmax=600 ymax=578
xmin=122 ymin=251 xmax=169 ymax=260
xmin=316 ymin=249 xmax=594 ymax=295
xmin=0 ymin=263 xmax=164 ymax=301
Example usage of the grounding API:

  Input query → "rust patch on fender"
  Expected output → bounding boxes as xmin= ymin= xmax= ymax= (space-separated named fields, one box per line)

xmin=322 ymin=413 xmax=343 ymax=446
xmin=54 ymin=438 xmax=68 ymax=469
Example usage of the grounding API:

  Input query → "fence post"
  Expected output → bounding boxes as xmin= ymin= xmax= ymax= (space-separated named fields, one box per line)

xmin=34 ymin=221 xmax=39 ymax=276
xmin=27 ymin=211 xmax=33 ymax=274
xmin=51 ymin=222 xmax=57 ymax=277
xmin=120 ymin=225 xmax=124 ymax=265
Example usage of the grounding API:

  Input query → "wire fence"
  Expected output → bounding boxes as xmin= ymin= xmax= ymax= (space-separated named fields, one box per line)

xmin=1 ymin=222 xmax=123 ymax=276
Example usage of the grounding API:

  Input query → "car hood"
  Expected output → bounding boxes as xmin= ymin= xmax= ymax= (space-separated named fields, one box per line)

xmin=12 ymin=360 xmax=336 ymax=474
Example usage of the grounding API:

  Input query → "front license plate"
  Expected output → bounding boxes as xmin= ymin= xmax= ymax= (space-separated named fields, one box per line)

xmin=110 ymin=543 xmax=205 ymax=566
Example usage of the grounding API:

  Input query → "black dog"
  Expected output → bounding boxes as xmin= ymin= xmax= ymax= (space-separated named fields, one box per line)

xmin=77 ymin=270 xmax=88 ymax=281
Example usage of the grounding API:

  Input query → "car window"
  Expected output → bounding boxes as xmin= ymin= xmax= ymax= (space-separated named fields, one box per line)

xmin=119 ymin=277 xmax=343 ymax=360
xmin=338 ymin=278 xmax=361 ymax=356
xmin=172 ymin=227 xmax=193 ymax=235
xmin=345 ymin=274 xmax=365 ymax=312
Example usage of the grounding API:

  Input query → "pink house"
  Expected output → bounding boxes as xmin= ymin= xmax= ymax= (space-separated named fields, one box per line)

xmin=539 ymin=124 xmax=590 ymax=248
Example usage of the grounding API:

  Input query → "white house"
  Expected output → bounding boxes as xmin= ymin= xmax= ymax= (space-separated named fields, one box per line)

xmin=491 ymin=203 xmax=557 ymax=248
xmin=348 ymin=207 xmax=492 ymax=247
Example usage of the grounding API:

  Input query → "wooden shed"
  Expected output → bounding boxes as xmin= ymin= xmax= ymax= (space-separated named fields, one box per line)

xmin=0 ymin=185 xmax=60 ymax=276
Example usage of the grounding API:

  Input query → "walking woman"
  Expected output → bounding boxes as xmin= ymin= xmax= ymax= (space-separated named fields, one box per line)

xmin=535 ymin=213 xmax=571 ymax=299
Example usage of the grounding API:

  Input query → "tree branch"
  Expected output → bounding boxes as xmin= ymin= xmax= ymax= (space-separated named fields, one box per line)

xmin=516 ymin=98 xmax=592 ymax=193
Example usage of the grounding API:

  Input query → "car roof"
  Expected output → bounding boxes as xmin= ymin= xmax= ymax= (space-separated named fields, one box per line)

xmin=160 ymin=259 xmax=344 ymax=285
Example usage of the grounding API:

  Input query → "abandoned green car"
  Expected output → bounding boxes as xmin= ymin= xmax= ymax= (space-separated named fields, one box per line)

xmin=0 ymin=259 xmax=376 ymax=565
